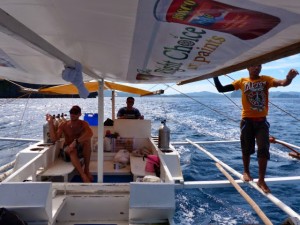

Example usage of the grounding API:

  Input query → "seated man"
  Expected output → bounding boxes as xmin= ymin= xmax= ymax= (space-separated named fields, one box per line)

xmin=46 ymin=105 xmax=93 ymax=182
xmin=117 ymin=96 xmax=144 ymax=119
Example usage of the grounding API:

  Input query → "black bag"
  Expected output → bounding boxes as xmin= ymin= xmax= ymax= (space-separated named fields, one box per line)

xmin=0 ymin=208 xmax=28 ymax=225
xmin=104 ymin=118 xmax=114 ymax=126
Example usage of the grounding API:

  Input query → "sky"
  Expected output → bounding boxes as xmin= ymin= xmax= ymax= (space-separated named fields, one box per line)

xmin=129 ymin=54 xmax=300 ymax=95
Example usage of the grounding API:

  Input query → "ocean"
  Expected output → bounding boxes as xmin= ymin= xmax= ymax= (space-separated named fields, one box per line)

xmin=0 ymin=96 xmax=299 ymax=225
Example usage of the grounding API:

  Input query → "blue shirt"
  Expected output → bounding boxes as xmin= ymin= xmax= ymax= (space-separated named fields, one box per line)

xmin=117 ymin=107 xmax=141 ymax=119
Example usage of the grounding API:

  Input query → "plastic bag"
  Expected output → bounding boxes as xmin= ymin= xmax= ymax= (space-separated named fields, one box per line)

xmin=145 ymin=155 xmax=160 ymax=177
xmin=131 ymin=147 xmax=152 ymax=157
xmin=114 ymin=149 xmax=130 ymax=164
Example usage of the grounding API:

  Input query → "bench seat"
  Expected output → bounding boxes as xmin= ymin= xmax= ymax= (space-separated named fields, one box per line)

xmin=38 ymin=158 xmax=75 ymax=182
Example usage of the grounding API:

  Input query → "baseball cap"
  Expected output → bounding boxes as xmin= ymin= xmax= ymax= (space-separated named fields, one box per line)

xmin=69 ymin=105 xmax=81 ymax=114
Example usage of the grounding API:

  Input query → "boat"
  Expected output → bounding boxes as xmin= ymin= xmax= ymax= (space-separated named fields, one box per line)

xmin=0 ymin=1 xmax=300 ymax=224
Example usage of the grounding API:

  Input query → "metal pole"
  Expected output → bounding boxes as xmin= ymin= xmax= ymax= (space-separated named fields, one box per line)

xmin=97 ymin=79 xmax=104 ymax=182
xmin=112 ymin=90 xmax=115 ymax=120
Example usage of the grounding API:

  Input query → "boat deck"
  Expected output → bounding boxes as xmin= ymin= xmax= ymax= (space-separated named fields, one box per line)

xmin=90 ymin=160 xmax=131 ymax=176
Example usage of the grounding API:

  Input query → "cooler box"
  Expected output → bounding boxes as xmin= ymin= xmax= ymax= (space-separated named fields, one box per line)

xmin=84 ymin=113 xmax=98 ymax=126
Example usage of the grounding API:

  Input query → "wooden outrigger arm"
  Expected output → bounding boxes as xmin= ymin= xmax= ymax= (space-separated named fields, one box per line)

xmin=270 ymin=137 xmax=300 ymax=160
xmin=216 ymin=163 xmax=273 ymax=225
xmin=185 ymin=138 xmax=300 ymax=221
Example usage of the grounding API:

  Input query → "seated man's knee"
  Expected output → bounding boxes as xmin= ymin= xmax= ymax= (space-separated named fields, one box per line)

xmin=81 ymin=139 xmax=91 ymax=149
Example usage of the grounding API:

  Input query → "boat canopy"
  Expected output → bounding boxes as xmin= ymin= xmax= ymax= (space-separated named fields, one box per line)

xmin=37 ymin=81 xmax=163 ymax=96
xmin=0 ymin=0 xmax=300 ymax=86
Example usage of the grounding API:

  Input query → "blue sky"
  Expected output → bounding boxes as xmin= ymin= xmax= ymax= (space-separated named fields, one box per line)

xmin=130 ymin=54 xmax=300 ymax=95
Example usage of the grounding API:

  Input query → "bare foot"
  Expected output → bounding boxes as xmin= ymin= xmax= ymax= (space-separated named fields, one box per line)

xmin=242 ymin=172 xmax=253 ymax=182
xmin=257 ymin=180 xmax=271 ymax=193
xmin=87 ymin=173 xmax=94 ymax=182
xmin=81 ymin=174 xmax=91 ymax=183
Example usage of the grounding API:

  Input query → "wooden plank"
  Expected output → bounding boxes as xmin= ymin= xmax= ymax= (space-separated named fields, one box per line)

xmin=216 ymin=163 xmax=273 ymax=225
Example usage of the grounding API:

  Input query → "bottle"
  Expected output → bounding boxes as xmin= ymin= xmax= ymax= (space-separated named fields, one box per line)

xmin=53 ymin=114 xmax=58 ymax=131
xmin=61 ymin=113 xmax=67 ymax=122
xmin=43 ymin=121 xmax=51 ymax=143
xmin=56 ymin=114 xmax=62 ymax=126
xmin=104 ymin=130 xmax=112 ymax=152
xmin=158 ymin=120 xmax=170 ymax=150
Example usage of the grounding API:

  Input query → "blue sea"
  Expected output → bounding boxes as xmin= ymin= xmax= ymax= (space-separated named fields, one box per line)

xmin=0 ymin=97 xmax=299 ymax=225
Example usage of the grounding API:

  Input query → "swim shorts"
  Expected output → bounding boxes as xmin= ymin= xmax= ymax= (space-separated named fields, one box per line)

xmin=60 ymin=143 xmax=83 ymax=162
xmin=240 ymin=118 xmax=270 ymax=159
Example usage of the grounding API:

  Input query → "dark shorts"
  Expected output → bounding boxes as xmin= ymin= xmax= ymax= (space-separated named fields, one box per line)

xmin=60 ymin=144 xmax=83 ymax=162
xmin=240 ymin=118 xmax=270 ymax=159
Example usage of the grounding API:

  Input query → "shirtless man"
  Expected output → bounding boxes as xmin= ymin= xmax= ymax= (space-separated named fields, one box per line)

xmin=46 ymin=105 xmax=93 ymax=182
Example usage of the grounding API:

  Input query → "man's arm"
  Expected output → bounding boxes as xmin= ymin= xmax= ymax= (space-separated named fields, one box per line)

xmin=135 ymin=108 xmax=144 ymax=120
xmin=117 ymin=108 xmax=125 ymax=119
xmin=77 ymin=121 xmax=93 ymax=143
xmin=273 ymin=69 xmax=298 ymax=87
xmin=213 ymin=77 xmax=235 ymax=93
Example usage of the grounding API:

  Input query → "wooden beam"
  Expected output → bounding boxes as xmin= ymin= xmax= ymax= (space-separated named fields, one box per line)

xmin=178 ymin=42 xmax=300 ymax=85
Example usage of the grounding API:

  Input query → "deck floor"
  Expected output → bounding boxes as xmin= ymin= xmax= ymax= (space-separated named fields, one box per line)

xmin=90 ymin=160 xmax=131 ymax=175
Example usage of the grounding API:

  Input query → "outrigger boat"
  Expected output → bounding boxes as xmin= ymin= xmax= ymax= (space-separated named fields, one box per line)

xmin=0 ymin=1 xmax=300 ymax=224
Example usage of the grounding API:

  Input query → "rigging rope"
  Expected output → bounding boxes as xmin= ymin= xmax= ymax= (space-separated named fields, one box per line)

xmin=0 ymin=92 xmax=30 ymax=107
xmin=207 ymin=79 xmax=242 ymax=110
xmin=0 ymin=80 xmax=39 ymax=167
xmin=163 ymin=83 xmax=238 ymax=123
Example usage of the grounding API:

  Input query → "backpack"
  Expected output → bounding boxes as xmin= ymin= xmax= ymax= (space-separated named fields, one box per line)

xmin=104 ymin=118 xmax=114 ymax=126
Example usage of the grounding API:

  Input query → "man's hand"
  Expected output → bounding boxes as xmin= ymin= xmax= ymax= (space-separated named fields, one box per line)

xmin=66 ymin=139 xmax=77 ymax=154
xmin=287 ymin=69 xmax=299 ymax=80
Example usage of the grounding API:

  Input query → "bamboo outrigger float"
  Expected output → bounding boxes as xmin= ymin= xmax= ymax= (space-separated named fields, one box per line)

xmin=0 ymin=1 xmax=300 ymax=224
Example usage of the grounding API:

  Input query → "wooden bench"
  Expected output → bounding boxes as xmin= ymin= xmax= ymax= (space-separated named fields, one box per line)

xmin=38 ymin=158 xmax=75 ymax=182
xmin=37 ymin=140 xmax=78 ymax=182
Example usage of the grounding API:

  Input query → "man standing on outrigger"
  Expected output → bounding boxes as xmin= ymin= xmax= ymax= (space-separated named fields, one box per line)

xmin=213 ymin=65 xmax=298 ymax=193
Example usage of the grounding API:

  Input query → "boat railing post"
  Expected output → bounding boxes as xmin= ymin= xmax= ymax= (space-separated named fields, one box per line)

xmin=97 ymin=79 xmax=104 ymax=183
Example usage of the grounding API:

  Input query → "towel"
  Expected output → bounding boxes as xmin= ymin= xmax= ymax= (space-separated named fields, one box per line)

xmin=62 ymin=62 xmax=89 ymax=98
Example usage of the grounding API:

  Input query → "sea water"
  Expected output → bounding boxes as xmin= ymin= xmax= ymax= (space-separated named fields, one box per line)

xmin=0 ymin=97 xmax=299 ymax=225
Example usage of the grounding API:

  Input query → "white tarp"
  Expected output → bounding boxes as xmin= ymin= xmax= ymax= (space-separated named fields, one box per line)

xmin=0 ymin=0 xmax=299 ymax=85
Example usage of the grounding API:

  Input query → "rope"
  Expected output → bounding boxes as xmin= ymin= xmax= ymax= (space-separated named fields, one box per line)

xmin=207 ymin=79 xmax=242 ymax=110
xmin=269 ymin=101 xmax=300 ymax=122
xmin=0 ymin=159 xmax=16 ymax=173
xmin=0 ymin=90 xmax=33 ymax=160
xmin=0 ymin=168 xmax=13 ymax=182
xmin=163 ymin=84 xmax=238 ymax=123
xmin=0 ymin=92 xmax=30 ymax=107
xmin=15 ymin=93 xmax=32 ymax=140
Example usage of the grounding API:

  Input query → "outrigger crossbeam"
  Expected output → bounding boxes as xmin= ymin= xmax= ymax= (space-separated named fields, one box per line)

xmin=182 ymin=139 xmax=300 ymax=221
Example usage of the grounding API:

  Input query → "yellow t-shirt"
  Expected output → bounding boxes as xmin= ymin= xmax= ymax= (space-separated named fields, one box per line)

xmin=232 ymin=76 xmax=275 ymax=118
